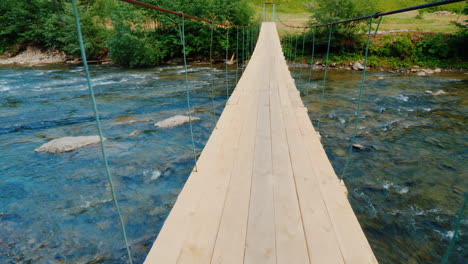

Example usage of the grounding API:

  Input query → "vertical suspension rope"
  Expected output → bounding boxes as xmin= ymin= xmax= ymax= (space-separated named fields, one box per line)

xmin=236 ymin=27 xmax=239 ymax=84
xmin=299 ymin=31 xmax=306 ymax=83
xmin=209 ymin=22 xmax=217 ymax=127
xmin=225 ymin=27 xmax=230 ymax=100
xmin=340 ymin=16 xmax=374 ymax=179
xmin=306 ymin=29 xmax=315 ymax=96
xmin=246 ymin=28 xmax=250 ymax=60
xmin=177 ymin=14 xmax=198 ymax=172
xmin=242 ymin=27 xmax=245 ymax=70
xmin=293 ymin=34 xmax=298 ymax=63
xmin=71 ymin=1 xmax=133 ymax=263
xmin=317 ymin=25 xmax=333 ymax=131
xmin=441 ymin=192 xmax=467 ymax=264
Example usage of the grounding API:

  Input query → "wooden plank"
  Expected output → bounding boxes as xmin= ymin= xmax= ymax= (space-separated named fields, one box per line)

xmin=210 ymin=85 xmax=260 ymax=264
xmin=244 ymin=89 xmax=276 ymax=264
xmin=269 ymin=75 xmax=310 ymax=263
xmin=144 ymin=106 xmax=241 ymax=263
xmin=175 ymin=104 xmax=244 ymax=263
xmin=294 ymin=107 xmax=378 ymax=264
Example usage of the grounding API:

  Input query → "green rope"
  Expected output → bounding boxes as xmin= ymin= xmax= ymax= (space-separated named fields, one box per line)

xmin=209 ymin=22 xmax=217 ymax=127
xmin=374 ymin=16 xmax=383 ymax=37
xmin=236 ymin=27 xmax=239 ymax=84
xmin=306 ymin=30 xmax=316 ymax=96
xmin=177 ymin=14 xmax=198 ymax=172
xmin=299 ymin=31 xmax=306 ymax=84
xmin=247 ymin=28 xmax=250 ymax=60
xmin=71 ymin=1 xmax=133 ymax=263
xmin=340 ymin=16 xmax=374 ymax=179
xmin=225 ymin=27 xmax=230 ymax=100
xmin=441 ymin=192 xmax=467 ymax=264
xmin=316 ymin=25 xmax=333 ymax=131
xmin=293 ymin=34 xmax=298 ymax=63
xmin=242 ymin=27 xmax=245 ymax=70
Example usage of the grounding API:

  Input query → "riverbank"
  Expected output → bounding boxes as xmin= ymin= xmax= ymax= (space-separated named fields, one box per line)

xmin=1 ymin=45 xmax=466 ymax=77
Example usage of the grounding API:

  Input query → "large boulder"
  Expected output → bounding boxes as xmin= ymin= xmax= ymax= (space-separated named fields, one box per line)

xmin=35 ymin=136 xmax=106 ymax=153
xmin=154 ymin=115 xmax=200 ymax=128
xmin=352 ymin=62 xmax=364 ymax=71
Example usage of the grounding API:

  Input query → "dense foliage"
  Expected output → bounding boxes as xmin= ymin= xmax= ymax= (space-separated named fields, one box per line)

xmin=0 ymin=0 xmax=255 ymax=67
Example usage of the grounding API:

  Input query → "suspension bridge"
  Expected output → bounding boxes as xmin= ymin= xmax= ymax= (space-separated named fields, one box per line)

xmin=144 ymin=22 xmax=377 ymax=264
xmin=64 ymin=0 xmax=467 ymax=263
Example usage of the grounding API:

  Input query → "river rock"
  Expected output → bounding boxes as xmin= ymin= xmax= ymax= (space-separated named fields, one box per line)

xmin=425 ymin=90 xmax=446 ymax=96
xmin=352 ymin=62 xmax=364 ymax=71
xmin=417 ymin=71 xmax=426 ymax=76
xmin=434 ymin=68 xmax=441 ymax=73
xmin=128 ymin=130 xmax=139 ymax=137
xmin=422 ymin=69 xmax=435 ymax=74
xmin=352 ymin=144 xmax=376 ymax=152
xmin=154 ymin=115 xmax=200 ymax=128
xmin=35 ymin=136 xmax=106 ymax=153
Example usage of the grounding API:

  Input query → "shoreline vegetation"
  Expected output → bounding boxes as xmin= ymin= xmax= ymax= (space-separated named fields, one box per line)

xmin=1 ymin=43 xmax=466 ymax=76
xmin=0 ymin=0 xmax=466 ymax=71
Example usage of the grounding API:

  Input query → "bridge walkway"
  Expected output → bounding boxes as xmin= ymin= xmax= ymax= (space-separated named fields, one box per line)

xmin=144 ymin=22 xmax=377 ymax=264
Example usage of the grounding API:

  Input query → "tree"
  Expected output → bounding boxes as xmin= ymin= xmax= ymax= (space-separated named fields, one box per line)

xmin=307 ymin=0 xmax=375 ymax=51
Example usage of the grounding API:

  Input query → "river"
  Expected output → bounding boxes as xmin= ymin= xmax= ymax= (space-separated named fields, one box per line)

xmin=0 ymin=64 xmax=466 ymax=263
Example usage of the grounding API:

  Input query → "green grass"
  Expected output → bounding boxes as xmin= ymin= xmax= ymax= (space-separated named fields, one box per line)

xmin=257 ymin=1 xmax=467 ymax=34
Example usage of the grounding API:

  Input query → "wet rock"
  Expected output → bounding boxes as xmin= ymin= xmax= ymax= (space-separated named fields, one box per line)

xmin=115 ymin=119 xmax=146 ymax=125
xmin=378 ymin=77 xmax=384 ymax=80
xmin=422 ymin=69 xmax=435 ymax=74
xmin=434 ymin=68 xmax=441 ymax=73
xmin=352 ymin=62 xmax=364 ymax=71
xmin=154 ymin=115 xmax=200 ymax=128
xmin=417 ymin=71 xmax=426 ymax=76
xmin=35 ymin=136 xmax=106 ymax=153
xmin=352 ymin=144 xmax=376 ymax=152
xmin=128 ymin=130 xmax=139 ymax=137
xmin=425 ymin=90 xmax=446 ymax=96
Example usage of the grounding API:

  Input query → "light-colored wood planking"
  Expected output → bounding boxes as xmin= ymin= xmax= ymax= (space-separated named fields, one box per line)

xmin=144 ymin=22 xmax=377 ymax=264
xmin=270 ymin=75 xmax=310 ymax=264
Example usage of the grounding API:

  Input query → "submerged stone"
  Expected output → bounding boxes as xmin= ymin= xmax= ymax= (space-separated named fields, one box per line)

xmin=154 ymin=115 xmax=200 ymax=128
xmin=425 ymin=90 xmax=446 ymax=96
xmin=35 ymin=136 xmax=106 ymax=153
xmin=352 ymin=144 xmax=376 ymax=152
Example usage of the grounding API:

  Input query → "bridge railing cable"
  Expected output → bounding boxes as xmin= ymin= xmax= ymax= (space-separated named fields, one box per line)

xmin=277 ymin=0 xmax=465 ymax=29
xmin=119 ymin=0 xmax=256 ymax=28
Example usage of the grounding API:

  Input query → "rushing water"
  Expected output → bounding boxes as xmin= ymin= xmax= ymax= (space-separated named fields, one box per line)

xmin=0 ymin=64 xmax=466 ymax=263
xmin=294 ymin=69 xmax=467 ymax=264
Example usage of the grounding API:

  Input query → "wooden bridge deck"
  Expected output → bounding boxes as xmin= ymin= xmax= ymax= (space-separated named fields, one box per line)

xmin=145 ymin=22 xmax=377 ymax=264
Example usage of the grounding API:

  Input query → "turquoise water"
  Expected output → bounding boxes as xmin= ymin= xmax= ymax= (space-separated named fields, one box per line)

xmin=0 ymin=65 xmax=466 ymax=263
xmin=294 ymin=69 xmax=467 ymax=264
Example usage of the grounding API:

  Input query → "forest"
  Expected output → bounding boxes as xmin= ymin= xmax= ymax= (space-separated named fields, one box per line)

xmin=0 ymin=0 xmax=466 ymax=68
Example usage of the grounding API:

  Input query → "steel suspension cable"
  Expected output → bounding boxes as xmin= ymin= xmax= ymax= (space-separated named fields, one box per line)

xmin=340 ymin=15 xmax=375 ymax=179
xmin=118 ymin=0 xmax=255 ymax=28
xmin=316 ymin=25 xmax=333 ymax=131
xmin=177 ymin=14 xmax=198 ymax=171
xmin=276 ymin=0 xmax=464 ymax=29
xmin=71 ymin=1 xmax=133 ymax=263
